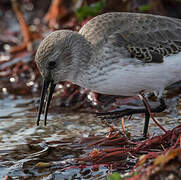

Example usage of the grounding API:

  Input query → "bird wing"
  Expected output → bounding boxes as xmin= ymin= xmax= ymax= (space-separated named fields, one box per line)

xmin=105 ymin=14 xmax=181 ymax=63
xmin=80 ymin=12 xmax=181 ymax=63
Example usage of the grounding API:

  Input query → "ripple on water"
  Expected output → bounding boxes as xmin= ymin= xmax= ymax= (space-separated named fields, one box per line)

xmin=0 ymin=90 xmax=181 ymax=179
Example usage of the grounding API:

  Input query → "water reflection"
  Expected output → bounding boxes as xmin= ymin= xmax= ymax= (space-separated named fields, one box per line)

xmin=0 ymin=88 xmax=181 ymax=179
xmin=0 ymin=95 xmax=111 ymax=179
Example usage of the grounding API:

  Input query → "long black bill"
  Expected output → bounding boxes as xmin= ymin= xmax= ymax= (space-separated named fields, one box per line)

xmin=44 ymin=82 xmax=56 ymax=126
xmin=36 ymin=78 xmax=56 ymax=126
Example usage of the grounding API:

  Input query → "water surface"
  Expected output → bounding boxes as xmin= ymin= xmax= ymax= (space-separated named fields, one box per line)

xmin=0 ymin=84 xmax=181 ymax=179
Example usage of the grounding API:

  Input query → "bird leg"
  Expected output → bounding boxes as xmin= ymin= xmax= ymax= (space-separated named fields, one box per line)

xmin=139 ymin=94 xmax=167 ymax=136
xmin=143 ymin=111 xmax=150 ymax=138
xmin=96 ymin=95 xmax=167 ymax=138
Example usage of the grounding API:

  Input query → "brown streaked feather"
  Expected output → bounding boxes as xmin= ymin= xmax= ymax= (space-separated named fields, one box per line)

xmin=79 ymin=12 xmax=181 ymax=63
xmin=127 ymin=46 xmax=164 ymax=63
xmin=111 ymin=28 xmax=181 ymax=63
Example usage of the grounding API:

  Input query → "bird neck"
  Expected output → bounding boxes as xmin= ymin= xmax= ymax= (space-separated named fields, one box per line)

xmin=67 ymin=32 xmax=93 ymax=84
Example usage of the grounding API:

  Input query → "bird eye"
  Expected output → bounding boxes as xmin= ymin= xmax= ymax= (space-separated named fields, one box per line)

xmin=47 ymin=61 xmax=56 ymax=69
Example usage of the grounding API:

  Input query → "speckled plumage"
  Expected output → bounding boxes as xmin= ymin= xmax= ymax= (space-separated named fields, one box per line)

xmin=35 ymin=12 xmax=181 ymax=97
xmin=79 ymin=12 xmax=181 ymax=63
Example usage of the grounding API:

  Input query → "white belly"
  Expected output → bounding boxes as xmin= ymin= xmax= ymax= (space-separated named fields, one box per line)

xmin=85 ymin=52 xmax=181 ymax=96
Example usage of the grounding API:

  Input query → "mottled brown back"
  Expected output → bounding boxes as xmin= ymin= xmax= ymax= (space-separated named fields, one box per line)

xmin=79 ymin=12 xmax=181 ymax=63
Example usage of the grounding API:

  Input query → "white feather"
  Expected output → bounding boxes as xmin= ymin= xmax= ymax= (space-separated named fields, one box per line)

xmin=84 ymin=52 xmax=181 ymax=96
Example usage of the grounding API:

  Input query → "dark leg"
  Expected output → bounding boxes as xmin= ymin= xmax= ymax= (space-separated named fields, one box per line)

xmin=140 ymin=96 xmax=167 ymax=137
xmin=152 ymin=98 xmax=167 ymax=113
xmin=141 ymin=97 xmax=166 ymax=137
xmin=96 ymin=98 xmax=167 ymax=137
xmin=143 ymin=112 xmax=150 ymax=138
xmin=96 ymin=98 xmax=166 ymax=119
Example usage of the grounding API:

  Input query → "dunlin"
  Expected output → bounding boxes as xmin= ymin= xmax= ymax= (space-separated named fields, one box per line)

xmin=35 ymin=12 xmax=181 ymax=137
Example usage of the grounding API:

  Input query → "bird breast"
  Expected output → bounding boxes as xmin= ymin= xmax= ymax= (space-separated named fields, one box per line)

xmin=81 ymin=52 xmax=181 ymax=96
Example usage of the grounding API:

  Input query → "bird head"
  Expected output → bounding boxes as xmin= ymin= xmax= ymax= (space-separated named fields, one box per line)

xmin=35 ymin=30 xmax=76 ymax=126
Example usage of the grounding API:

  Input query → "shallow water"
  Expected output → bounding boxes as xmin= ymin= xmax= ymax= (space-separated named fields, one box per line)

xmin=0 ymin=85 xmax=181 ymax=179
xmin=0 ymin=94 xmax=111 ymax=179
